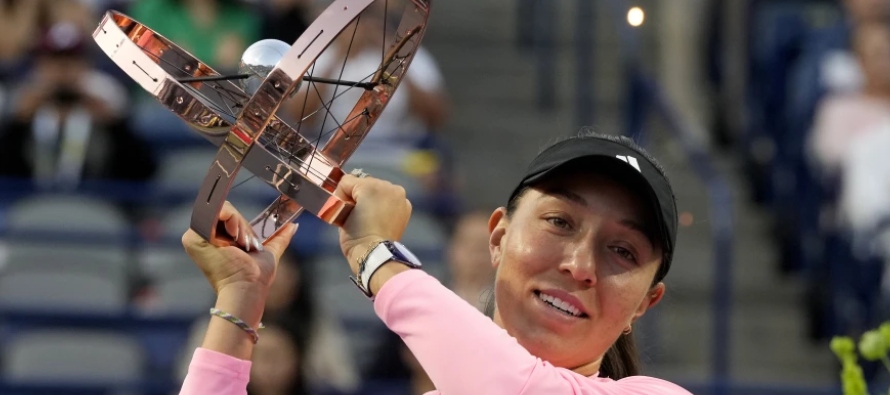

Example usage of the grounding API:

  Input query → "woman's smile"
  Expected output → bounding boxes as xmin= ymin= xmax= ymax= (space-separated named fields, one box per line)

xmin=530 ymin=289 xmax=590 ymax=334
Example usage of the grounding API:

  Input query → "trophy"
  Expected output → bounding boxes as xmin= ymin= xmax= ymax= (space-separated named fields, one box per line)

xmin=92 ymin=0 xmax=431 ymax=247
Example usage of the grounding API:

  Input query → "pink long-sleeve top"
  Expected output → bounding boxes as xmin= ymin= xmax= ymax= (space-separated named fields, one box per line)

xmin=180 ymin=269 xmax=692 ymax=395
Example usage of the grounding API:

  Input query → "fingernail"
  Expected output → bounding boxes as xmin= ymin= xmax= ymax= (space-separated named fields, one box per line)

xmin=254 ymin=237 xmax=264 ymax=251
xmin=245 ymin=236 xmax=252 ymax=252
xmin=291 ymin=223 xmax=299 ymax=236
xmin=234 ymin=225 xmax=240 ymax=242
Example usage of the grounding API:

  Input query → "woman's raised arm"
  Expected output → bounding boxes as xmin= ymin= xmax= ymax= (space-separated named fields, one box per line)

xmin=178 ymin=203 xmax=298 ymax=395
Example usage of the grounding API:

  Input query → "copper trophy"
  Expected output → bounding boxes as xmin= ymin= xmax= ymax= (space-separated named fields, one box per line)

xmin=92 ymin=0 xmax=431 ymax=247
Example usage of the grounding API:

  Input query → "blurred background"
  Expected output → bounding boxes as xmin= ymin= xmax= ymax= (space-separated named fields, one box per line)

xmin=0 ymin=0 xmax=888 ymax=394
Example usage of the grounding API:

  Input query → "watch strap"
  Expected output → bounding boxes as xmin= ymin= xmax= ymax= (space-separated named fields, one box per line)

xmin=351 ymin=240 xmax=420 ymax=299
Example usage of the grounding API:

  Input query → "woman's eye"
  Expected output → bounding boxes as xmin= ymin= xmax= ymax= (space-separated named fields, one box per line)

xmin=546 ymin=217 xmax=571 ymax=229
xmin=610 ymin=246 xmax=637 ymax=263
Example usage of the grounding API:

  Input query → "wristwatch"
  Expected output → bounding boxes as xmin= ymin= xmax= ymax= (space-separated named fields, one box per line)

xmin=351 ymin=240 xmax=423 ymax=299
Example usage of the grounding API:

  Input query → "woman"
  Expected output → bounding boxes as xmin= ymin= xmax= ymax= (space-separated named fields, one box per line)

xmin=178 ymin=130 xmax=692 ymax=394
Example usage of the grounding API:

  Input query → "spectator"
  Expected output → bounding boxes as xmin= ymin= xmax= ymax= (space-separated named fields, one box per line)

xmin=286 ymin=5 xmax=450 ymax=150
xmin=0 ymin=0 xmax=40 ymax=84
xmin=248 ymin=317 xmax=311 ymax=395
xmin=260 ymin=0 xmax=312 ymax=46
xmin=126 ymin=0 xmax=262 ymax=146
xmin=0 ymin=0 xmax=97 ymax=105
xmin=282 ymin=5 xmax=455 ymax=216
xmin=838 ymin=122 xmax=890 ymax=259
xmin=128 ymin=0 xmax=261 ymax=72
xmin=42 ymin=0 xmax=96 ymax=35
xmin=810 ymin=0 xmax=890 ymax=95
xmin=446 ymin=209 xmax=497 ymax=312
xmin=807 ymin=22 xmax=890 ymax=179
xmin=0 ymin=22 xmax=157 ymax=189
xmin=789 ymin=0 xmax=890 ymax=142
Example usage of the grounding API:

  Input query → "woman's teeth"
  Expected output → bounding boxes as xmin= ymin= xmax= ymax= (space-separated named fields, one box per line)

xmin=537 ymin=292 xmax=583 ymax=317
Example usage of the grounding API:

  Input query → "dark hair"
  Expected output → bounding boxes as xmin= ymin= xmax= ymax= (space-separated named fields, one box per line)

xmin=492 ymin=129 xmax=671 ymax=379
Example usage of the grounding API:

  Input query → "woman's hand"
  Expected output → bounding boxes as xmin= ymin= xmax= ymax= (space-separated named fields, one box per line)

xmin=181 ymin=201 xmax=298 ymax=295
xmin=336 ymin=174 xmax=413 ymax=274
xmin=181 ymin=202 xmax=298 ymax=360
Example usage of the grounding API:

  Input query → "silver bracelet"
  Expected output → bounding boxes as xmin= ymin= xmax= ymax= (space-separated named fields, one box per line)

xmin=209 ymin=308 xmax=264 ymax=344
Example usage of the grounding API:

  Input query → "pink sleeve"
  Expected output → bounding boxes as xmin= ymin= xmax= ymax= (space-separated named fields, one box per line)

xmin=178 ymin=347 xmax=252 ymax=395
xmin=373 ymin=270 xmax=692 ymax=395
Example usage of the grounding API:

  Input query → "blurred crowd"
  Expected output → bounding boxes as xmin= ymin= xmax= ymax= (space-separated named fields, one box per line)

xmin=738 ymin=0 xmax=890 ymax=354
xmin=0 ymin=0 xmax=483 ymax=394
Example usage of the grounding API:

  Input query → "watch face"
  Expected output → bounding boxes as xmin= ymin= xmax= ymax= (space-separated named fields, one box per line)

xmin=391 ymin=241 xmax=422 ymax=267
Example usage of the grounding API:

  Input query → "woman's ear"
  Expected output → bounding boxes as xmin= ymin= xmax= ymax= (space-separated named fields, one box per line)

xmin=488 ymin=207 xmax=508 ymax=269
xmin=631 ymin=282 xmax=665 ymax=323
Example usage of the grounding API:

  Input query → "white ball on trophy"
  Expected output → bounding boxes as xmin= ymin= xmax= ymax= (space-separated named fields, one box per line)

xmin=239 ymin=39 xmax=301 ymax=96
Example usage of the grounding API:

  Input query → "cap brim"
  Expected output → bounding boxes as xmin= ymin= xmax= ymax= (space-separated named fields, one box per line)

xmin=524 ymin=155 xmax=667 ymax=242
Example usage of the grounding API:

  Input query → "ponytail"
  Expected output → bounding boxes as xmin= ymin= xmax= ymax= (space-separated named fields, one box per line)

xmin=482 ymin=290 xmax=641 ymax=380
xmin=597 ymin=333 xmax=641 ymax=379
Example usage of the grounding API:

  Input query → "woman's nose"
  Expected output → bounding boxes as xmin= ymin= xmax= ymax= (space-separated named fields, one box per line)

xmin=559 ymin=247 xmax=597 ymax=287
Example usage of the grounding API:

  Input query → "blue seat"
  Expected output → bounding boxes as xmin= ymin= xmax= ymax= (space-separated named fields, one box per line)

xmin=0 ymin=308 xmax=195 ymax=390
xmin=1 ymin=328 xmax=146 ymax=386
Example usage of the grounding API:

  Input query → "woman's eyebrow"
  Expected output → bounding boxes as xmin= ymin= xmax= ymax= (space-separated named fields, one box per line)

xmin=541 ymin=187 xmax=588 ymax=207
xmin=619 ymin=219 xmax=655 ymax=248
xmin=540 ymin=187 xmax=656 ymax=247
xmin=619 ymin=219 xmax=646 ymax=235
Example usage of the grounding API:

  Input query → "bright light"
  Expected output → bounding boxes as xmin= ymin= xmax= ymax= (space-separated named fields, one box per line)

xmin=627 ymin=7 xmax=645 ymax=27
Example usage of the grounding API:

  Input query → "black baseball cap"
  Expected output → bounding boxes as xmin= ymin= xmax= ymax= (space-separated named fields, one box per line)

xmin=509 ymin=133 xmax=678 ymax=280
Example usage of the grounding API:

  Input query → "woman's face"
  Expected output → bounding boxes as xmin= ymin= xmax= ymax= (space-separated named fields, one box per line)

xmin=250 ymin=325 xmax=301 ymax=393
xmin=488 ymin=170 xmax=665 ymax=376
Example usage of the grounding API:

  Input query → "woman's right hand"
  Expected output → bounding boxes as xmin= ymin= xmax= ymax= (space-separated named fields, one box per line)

xmin=181 ymin=203 xmax=298 ymax=360
xmin=181 ymin=201 xmax=298 ymax=295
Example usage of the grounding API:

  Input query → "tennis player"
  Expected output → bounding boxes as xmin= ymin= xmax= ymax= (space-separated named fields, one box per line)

xmin=178 ymin=130 xmax=693 ymax=394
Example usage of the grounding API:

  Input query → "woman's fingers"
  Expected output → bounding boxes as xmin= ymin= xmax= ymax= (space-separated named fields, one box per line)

xmin=222 ymin=212 xmax=241 ymax=246
xmin=335 ymin=173 xmax=413 ymax=264
xmin=219 ymin=201 xmax=261 ymax=251
xmin=181 ymin=228 xmax=208 ymax=257
xmin=262 ymin=222 xmax=299 ymax=264
xmin=336 ymin=174 xmax=360 ymax=200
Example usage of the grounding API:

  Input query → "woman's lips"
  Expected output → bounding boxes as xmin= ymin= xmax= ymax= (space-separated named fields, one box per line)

xmin=535 ymin=289 xmax=588 ymax=318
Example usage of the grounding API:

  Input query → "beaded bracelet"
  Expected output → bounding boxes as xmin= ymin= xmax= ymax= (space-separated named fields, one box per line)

xmin=209 ymin=308 xmax=264 ymax=344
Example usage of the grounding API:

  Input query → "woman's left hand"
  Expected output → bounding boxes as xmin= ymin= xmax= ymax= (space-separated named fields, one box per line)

xmin=335 ymin=174 xmax=413 ymax=274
